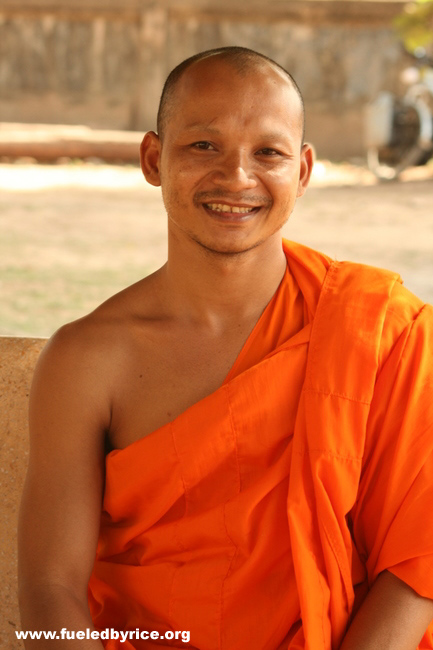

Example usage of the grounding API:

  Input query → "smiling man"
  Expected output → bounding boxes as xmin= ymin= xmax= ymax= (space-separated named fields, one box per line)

xmin=18 ymin=47 xmax=433 ymax=650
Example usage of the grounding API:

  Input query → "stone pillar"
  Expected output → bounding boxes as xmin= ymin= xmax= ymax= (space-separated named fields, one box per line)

xmin=135 ymin=5 xmax=169 ymax=133
xmin=0 ymin=337 xmax=47 ymax=649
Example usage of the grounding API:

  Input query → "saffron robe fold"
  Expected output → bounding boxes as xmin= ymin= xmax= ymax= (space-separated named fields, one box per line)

xmin=88 ymin=239 xmax=433 ymax=649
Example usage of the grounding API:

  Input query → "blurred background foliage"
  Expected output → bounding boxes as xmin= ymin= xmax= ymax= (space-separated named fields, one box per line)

xmin=395 ymin=0 xmax=433 ymax=57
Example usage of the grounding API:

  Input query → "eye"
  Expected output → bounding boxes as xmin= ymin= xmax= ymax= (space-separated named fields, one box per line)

xmin=191 ymin=141 xmax=215 ymax=151
xmin=256 ymin=148 xmax=280 ymax=156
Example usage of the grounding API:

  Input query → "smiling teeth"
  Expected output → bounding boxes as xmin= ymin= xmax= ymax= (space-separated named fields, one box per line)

xmin=207 ymin=203 xmax=256 ymax=213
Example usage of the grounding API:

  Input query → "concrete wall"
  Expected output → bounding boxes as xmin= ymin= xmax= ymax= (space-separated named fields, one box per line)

xmin=0 ymin=1 xmax=409 ymax=159
xmin=0 ymin=337 xmax=46 ymax=649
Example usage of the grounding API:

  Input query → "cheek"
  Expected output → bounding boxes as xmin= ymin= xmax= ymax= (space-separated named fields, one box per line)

xmin=161 ymin=170 xmax=212 ymax=219
xmin=268 ymin=172 xmax=299 ymax=204
xmin=265 ymin=159 xmax=299 ymax=184
xmin=161 ymin=157 xmax=204 ymax=195
xmin=160 ymin=176 xmax=192 ymax=218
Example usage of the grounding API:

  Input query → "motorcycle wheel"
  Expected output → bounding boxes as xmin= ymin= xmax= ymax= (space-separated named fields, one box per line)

xmin=367 ymin=100 xmax=433 ymax=180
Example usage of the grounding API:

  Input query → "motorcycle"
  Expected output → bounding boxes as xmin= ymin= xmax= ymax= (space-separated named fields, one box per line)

xmin=365 ymin=56 xmax=433 ymax=180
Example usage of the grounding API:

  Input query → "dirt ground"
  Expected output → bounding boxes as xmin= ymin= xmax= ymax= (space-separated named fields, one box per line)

xmin=1 ymin=159 xmax=433 ymax=338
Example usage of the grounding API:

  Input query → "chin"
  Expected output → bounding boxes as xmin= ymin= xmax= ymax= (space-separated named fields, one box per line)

xmin=192 ymin=234 xmax=267 ymax=257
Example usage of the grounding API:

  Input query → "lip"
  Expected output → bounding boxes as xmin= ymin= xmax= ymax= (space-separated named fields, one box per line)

xmin=204 ymin=200 xmax=260 ymax=209
xmin=202 ymin=202 xmax=262 ymax=222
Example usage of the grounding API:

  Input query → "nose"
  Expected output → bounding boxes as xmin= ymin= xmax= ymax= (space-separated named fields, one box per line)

xmin=211 ymin=150 xmax=258 ymax=192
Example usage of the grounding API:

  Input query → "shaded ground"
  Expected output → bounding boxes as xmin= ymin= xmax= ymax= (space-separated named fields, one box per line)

xmin=1 ymin=160 xmax=433 ymax=337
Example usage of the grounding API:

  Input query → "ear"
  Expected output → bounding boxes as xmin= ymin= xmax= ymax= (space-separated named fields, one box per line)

xmin=296 ymin=143 xmax=315 ymax=198
xmin=140 ymin=131 xmax=162 ymax=187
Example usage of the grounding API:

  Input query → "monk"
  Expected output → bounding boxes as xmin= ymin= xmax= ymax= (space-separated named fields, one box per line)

xmin=18 ymin=47 xmax=433 ymax=649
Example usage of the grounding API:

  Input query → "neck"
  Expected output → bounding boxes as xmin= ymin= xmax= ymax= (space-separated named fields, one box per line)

xmin=158 ymin=231 xmax=287 ymax=331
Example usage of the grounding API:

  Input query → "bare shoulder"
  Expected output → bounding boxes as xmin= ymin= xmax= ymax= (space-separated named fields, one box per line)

xmin=32 ymin=316 xmax=116 ymax=425
xmin=37 ymin=271 xmax=161 ymax=381
xmin=29 ymin=273 xmax=163 ymax=454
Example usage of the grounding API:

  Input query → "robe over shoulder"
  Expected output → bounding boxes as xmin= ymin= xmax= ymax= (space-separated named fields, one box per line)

xmin=88 ymin=240 xmax=433 ymax=649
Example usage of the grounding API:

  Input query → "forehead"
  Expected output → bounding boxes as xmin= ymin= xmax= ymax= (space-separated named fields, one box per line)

xmin=168 ymin=57 xmax=302 ymax=137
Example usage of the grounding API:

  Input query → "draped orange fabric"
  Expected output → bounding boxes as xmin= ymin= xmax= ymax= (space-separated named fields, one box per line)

xmin=88 ymin=239 xmax=433 ymax=649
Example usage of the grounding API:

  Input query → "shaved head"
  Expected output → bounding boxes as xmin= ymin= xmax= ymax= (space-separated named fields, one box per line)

xmin=157 ymin=46 xmax=305 ymax=145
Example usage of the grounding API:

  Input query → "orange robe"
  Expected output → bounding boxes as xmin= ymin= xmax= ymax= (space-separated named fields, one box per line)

xmin=88 ymin=239 xmax=433 ymax=649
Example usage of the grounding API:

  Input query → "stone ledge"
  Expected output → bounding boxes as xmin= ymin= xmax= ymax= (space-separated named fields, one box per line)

xmin=0 ymin=124 xmax=143 ymax=162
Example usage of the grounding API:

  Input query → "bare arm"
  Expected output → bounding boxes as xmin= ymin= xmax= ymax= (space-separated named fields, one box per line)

xmin=340 ymin=570 xmax=433 ymax=650
xmin=18 ymin=323 xmax=113 ymax=648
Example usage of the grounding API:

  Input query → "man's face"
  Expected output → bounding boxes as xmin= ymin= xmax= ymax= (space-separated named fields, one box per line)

xmin=142 ymin=57 xmax=313 ymax=255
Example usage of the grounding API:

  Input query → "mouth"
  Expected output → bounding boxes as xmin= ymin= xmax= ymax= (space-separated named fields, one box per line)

xmin=203 ymin=202 xmax=261 ymax=220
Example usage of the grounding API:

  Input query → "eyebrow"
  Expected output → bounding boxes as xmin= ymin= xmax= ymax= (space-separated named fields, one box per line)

xmin=183 ymin=124 xmax=293 ymax=142
xmin=183 ymin=124 xmax=221 ymax=134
